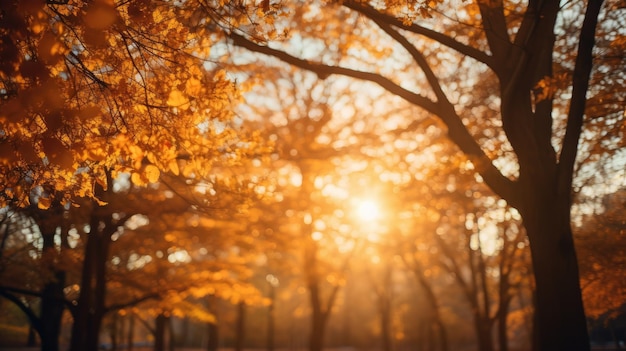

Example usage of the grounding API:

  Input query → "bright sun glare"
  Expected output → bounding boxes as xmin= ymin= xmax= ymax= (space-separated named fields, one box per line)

xmin=356 ymin=199 xmax=381 ymax=221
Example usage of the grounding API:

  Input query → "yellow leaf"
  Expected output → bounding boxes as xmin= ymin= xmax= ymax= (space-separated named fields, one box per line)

xmin=145 ymin=164 xmax=160 ymax=183
xmin=185 ymin=77 xmax=202 ymax=95
xmin=131 ymin=172 xmax=146 ymax=186
xmin=168 ymin=159 xmax=180 ymax=175
xmin=38 ymin=196 xmax=51 ymax=210
xmin=167 ymin=89 xmax=189 ymax=109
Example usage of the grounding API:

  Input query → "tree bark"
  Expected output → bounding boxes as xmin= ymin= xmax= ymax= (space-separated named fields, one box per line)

xmin=520 ymin=189 xmax=589 ymax=351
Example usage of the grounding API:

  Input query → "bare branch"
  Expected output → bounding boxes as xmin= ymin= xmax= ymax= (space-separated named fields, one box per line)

xmin=557 ymin=0 xmax=604 ymax=201
xmin=229 ymin=32 xmax=440 ymax=115
xmin=343 ymin=0 xmax=496 ymax=69
xmin=105 ymin=292 xmax=161 ymax=313
xmin=229 ymin=31 xmax=519 ymax=207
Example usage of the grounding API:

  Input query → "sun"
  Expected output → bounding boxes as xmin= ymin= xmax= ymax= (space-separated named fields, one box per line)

xmin=355 ymin=199 xmax=381 ymax=221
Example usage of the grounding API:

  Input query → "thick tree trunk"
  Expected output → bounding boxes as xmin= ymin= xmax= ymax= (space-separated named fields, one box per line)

xmin=520 ymin=189 xmax=589 ymax=351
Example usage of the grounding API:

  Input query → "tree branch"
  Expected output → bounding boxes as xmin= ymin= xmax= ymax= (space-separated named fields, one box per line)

xmin=557 ymin=0 xmax=604 ymax=202
xmin=105 ymin=292 xmax=161 ymax=313
xmin=0 ymin=290 xmax=43 ymax=334
xmin=229 ymin=33 xmax=440 ymax=115
xmin=343 ymin=0 xmax=496 ymax=70
xmin=476 ymin=0 xmax=511 ymax=63
xmin=369 ymin=17 xmax=449 ymax=104
xmin=229 ymin=32 xmax=519 ymax=206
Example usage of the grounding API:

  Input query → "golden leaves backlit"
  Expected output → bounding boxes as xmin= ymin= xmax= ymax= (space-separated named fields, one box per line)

xmin=0 ymin=0 xmax=268 ymax=209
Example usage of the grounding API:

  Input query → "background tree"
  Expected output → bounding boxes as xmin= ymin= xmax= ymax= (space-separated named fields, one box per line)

xmin=236 ymin=65 xmax=387 ymax=351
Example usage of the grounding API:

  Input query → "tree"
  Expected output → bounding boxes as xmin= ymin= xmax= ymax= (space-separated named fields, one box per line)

xmin=236 ymin=69 xmax=384 ymax=351
xmin=0 ymin=199 xmax=75 ymax=351
xmin=1 ymin=0 xmax=269 ymax=349
xmin=228 ymin=1 xmax=619 ymax=349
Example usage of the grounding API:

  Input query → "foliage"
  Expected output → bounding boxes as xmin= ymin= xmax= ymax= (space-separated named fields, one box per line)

xmin=0 ymin=0 xmax=267 ymax=209
xmin=577 ymin=189 xmax=626 ymax=319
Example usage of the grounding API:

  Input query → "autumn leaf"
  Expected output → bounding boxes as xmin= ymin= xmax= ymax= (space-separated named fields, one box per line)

xmin=145 ymin=164 xmax=160 ymax=183
xmin=167 ymin=89 xmax=190 ymax=109
xmin=131 ymin=172 xmax=146 ymax=186
xmin=38 ymin=196 xmax=52 ymax=210
xmin=168 ymin=159 xmax=180 ymax=175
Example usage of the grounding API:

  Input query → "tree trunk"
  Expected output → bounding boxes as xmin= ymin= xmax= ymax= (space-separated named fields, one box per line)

xmin=40 ymin=271 xmax=65 ymax=351
xmin=154 ymin=314 xmax=168 ymax=351
xmin=305 ymin=240 xmax=332 ymax=351
xmin=110 ymin=312 xmax=119 ymax=351
xmin=207 ymin=321 xmax=219 ymax=351
xmin=309 ymin=313 xmax=327 ymax=351
xmin=497 ymin=304 xmax=509 ymax=351
xmin=473 ymin=317 xmax=494 ymax=351
xmin=235 ymin=302 xmax=246 ymax=351
xmin=128 ymin=313 xmax=135 ymax=351
xmin=69 ymin=211 xmax=115 ymax=351
xmin=206 ymin=295 xmax=219 ymax=351
xmin=520 ymin=189 xmax=589 ymax=351
xmin=38 ymin=206 xmax=66 ymax=351
xmin=413 ymin=268 xmax=448 ymax=351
